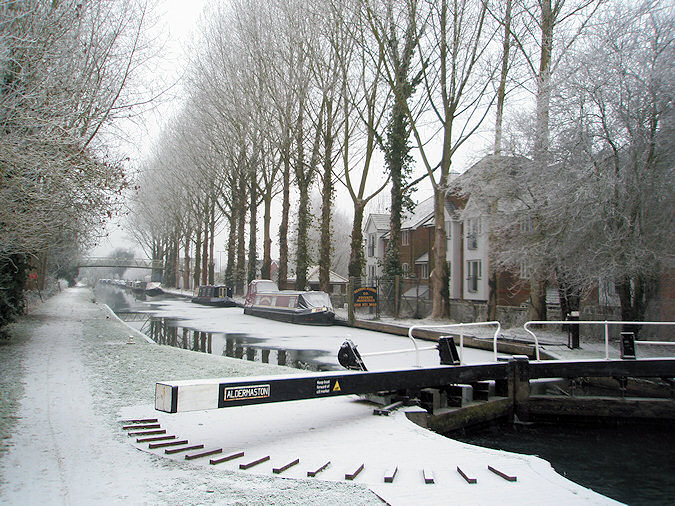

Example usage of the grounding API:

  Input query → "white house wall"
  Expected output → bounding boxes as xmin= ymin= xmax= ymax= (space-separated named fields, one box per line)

xmin=449 ymin=220 xmax=463 ymax=299
xmin=462 ymin=215 xmax=489 ymax=301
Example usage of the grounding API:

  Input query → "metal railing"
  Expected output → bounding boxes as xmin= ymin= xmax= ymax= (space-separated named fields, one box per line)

xmin=524 ymin=320 xmax=675 ymax=361
xmin=406 ymin=322 xmax=502 ymax=366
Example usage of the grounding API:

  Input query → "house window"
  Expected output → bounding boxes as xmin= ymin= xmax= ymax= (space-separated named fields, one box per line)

xmin=467 ymin=260 xmax=481 ymax=293
xmin=402 ymin=263 xmax=410 ymax=276
xmin=466 ymin=218 xmax=480 ymax=250
xmin=420 ymin=263 xmax=429 ymax=279
xmin=367 ymin=234 xmax=375 ymax=257
xmin=520 ymin=217 xmax=533 ymax=233
xmin=519 ymin=261 xmax=530 ymax=279
xmin=368 ymin=265 xmax=376 ymax=286
xmin=401 ymin=230 xmax=410 ymax=246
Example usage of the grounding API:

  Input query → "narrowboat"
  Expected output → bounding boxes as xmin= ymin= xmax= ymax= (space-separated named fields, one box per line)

xmin=243 ymin=279 xmax=335 ymax=325
xmin=131 ymin=280 xmax=147 ymax=294
xmin=191 ymin=285 xmax=238 ymax=307
xmin=144 ymin=282 xmax=164 ymax=296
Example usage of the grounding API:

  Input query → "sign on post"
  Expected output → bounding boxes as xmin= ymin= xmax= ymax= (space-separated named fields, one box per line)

xmin=353 ymin=287 xmax=377 ymax=308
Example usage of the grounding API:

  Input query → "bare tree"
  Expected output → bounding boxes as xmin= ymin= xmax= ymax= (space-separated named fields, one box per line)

xmin=370 ymin=0 xmax=500 ymax=318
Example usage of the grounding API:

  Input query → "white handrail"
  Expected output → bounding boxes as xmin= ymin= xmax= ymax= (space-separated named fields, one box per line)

xmin=408 ymin=321 xmax=502 ymax=365
xmin=523 ymin=320 xmax=675 ymax=361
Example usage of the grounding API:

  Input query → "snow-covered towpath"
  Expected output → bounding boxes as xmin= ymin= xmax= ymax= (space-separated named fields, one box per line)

xmin=0 ymin=287 xmax=377 ymax=504
xmin=0 ymin=297 xmax=151 ymax=504
xmin=0 ymin=287 xmax=618 ymax=505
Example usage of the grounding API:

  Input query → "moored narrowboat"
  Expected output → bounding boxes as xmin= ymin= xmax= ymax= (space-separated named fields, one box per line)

xmin=243 ymin=280 xmax=335 ymax=325
xmin=131 ymin=280 xmax=147 ymax=294
xmin=144 ymin=282 xmax=164 ymax=296
xmin=191 ymin=285 xmax=238 ymax=307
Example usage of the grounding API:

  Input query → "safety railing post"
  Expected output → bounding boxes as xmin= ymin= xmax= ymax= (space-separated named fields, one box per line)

xmin=523 ymin=320 xmax=674 ymax=361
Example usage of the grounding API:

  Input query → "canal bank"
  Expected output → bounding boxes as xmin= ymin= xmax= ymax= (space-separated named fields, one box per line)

xmin=0 ymin=287 xmax=619 ymax=504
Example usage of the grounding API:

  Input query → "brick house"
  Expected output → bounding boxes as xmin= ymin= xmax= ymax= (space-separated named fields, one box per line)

xmin=362 ymin=156 xmax=533 ymax=320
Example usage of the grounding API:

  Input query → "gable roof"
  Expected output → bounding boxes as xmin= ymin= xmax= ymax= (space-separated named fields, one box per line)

xmin=365 ymin=213 xmax=390 ymax=232
xmin=287 ymin=266 xmax=348 ymax=285
xmin=401 ymin=195 xmax=435 ymax=230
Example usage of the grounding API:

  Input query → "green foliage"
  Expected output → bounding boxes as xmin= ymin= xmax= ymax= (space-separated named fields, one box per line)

xmin=0 ymin=254 xmax=27 ymax=329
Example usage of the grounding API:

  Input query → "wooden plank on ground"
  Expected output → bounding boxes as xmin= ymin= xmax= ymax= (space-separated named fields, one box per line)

xmin=149 ymin=439 xmax=188 ymax=449
xmin=384 ymin=466 xmax=398 ymax=483
xmin=273 ymin=458 xmax=300 ymax=474
xmin=121 ymin=418 xmax=159 ymax=424
xmin=128 ymin=429 xmax=166 ymax=437
xmin=457 ymin=466 xmax=477 ymax=484
xmin=239 ymin=456 xmax=270 ymax=470
xmin=488 ymin=465 xmax=517 ymax=482
xmin=186 ymin=448 xmax=222 ymax=460
xmin=122 ymin=424 xmax=161 ymax=430
xmin=210 ymin=451 xmax=245 ymax=465
xmin=137 ymin=435 xmax=176 ymax=443
xmin=165 ymin=444 xmax=204 ymax=455
xmin=423 ymin=469 xmax=434 ymax=484
xmin=345 ymin=464 xmax=364 ymax=481
xmin=307 ymin=461 xmax=331 ymax=477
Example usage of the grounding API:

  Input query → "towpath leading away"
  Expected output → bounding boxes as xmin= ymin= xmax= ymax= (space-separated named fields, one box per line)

xmin=0 ymin=287 xmax=617 ymax=505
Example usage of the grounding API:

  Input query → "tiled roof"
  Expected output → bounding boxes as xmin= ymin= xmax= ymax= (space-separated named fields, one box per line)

xmin=401 ymin=196 xmax=435 ymax=230
xmin=368 ymin=213 xmax=390 ymax=231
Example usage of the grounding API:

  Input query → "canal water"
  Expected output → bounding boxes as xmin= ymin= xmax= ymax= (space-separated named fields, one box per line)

xmin=452 ymin=422 xmax=675 ymax=505
xmin=95 ymin=284 xmax=674 ymax=504
xmin=94 ymin=284 xmax=337 ymax=371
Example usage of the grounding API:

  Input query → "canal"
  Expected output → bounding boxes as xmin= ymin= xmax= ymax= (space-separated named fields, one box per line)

xmin=95 ymin=283 xmax=674 ymax=504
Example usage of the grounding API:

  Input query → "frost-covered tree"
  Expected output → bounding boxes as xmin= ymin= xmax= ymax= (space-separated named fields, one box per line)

xmin=0 ymin=0 xmax=150 ymax=324
xmin=553 ymin=0 xmax=674 ymax=326
xmin=463 ymin=0 xmax=673 ymax=328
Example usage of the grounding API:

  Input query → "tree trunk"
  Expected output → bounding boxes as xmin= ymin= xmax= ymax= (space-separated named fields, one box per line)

xmin=528 ymin=274 xmax=547 ymax=321
xmin=208 ymin=200 xmax=215 ymax=285
xmin=201 ymin=215 xmax=209 ymax=287
xmin=383 ymin=5 xmax=416 ymax=279
xmin=236 ymin=176 xmax=247 ymax=294
xmin=487 ymin=0 xmax=512 ymax=321
xmin=278 ymin=154 xmax=290 ymax=288
xmin=616 ymin=275 xmax=655 ymax=336
xmin=319 ymin=103 xmax=334 ymax=293
xmin=494 ymin=0 xmax=512 ymax=155
xmin=384 ymin=96 xmax=407 ymax=279
xmin=174 ymin=235 xmax=180 ymax=288
xmin=527 ymin=0 xmax=553 ymax=321
xmin=193 ymin=223 xmax=202 ymax=291
xmin=226 ymin=211 xmax=237 ymax=288
xmin=183 ymin=235 xmax=190 ymax=290
xmin=430 ymin=190 xmax=448 ymax=319
xmin=261 ymin=191 xmax=272 ymax=279
xmin=348 ymin=200 xmax=366 ymax=279
xmin=248 ymin=168 xmax=258 ymax=284
xmin=295 ymin=181 xmax=310 ymax=290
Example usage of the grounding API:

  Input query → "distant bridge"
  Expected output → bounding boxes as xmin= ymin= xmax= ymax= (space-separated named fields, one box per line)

xmin=78 ymin=257 xmax=170 ymax=270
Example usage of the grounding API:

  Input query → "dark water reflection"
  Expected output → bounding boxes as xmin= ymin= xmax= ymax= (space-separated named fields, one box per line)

xmin=137 ymin=316 xmax=334 ymax=371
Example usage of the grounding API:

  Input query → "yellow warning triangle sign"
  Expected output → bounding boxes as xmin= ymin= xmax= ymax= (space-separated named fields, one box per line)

xmin=333 ymin=380 xmax=341 ymax=392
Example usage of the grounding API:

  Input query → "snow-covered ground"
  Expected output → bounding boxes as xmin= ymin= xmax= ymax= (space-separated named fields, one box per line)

xmin=0 ymin=287 xmax=618 ymax=504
